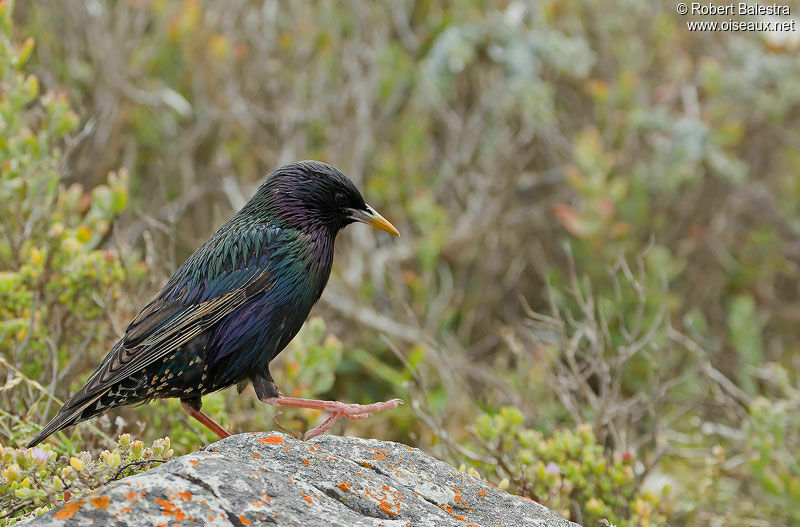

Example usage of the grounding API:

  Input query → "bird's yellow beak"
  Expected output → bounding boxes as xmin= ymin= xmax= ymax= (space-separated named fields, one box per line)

xmin=348 ymin=205 xmax=400 ymax=236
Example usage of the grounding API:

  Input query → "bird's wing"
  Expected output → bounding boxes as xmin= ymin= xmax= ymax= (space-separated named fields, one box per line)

xmin=77 ymin=224 xmax=287 ymax=399
xmin=25 ymin=225 xmax=296 ymax=447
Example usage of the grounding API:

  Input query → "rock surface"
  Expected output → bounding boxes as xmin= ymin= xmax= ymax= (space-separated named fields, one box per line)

xmin=27 ymin=432 xmax=579 ymax=526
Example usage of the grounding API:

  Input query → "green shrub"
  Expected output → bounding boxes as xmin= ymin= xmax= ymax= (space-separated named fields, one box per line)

xmin=744 ymin=389 xmax=800 ymax=519
xmin=0 ymin=10 xmax=178 ymax=522
xmin=468 ymin=406 xmax=670 ymax=526
xmin=0 ymin=434 xmax=173 ymax=525
xmin=679 ymin=364 xmax=800 ymax=526
xmin=0 ymin=1 xmax=142 ymax=449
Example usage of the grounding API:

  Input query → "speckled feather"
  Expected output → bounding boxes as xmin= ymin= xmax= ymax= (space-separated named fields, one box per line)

xmin=28 ymin=161 xmax=366 ymax=447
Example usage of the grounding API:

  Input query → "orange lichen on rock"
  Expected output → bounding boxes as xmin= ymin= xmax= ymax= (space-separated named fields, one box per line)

xmin=91 ymin=495 xmax=110 ymax=509
xmin=365 ymin=485 xmax=403 ymax=517
xmin=477 ymin=490 xmax=488 ymax=497
xmin=379 ymin=501 xmax=399 ymax=516
xmin=154 ymin=497 xmax=175 ymax=512
xmin=189 ymin=459 xmax=200 ymax=466
xmin=440 ymin=503 xmax=466 ymax=521
xmin=337 ymin=481 xmax=351 ymax=492
xmin=259 ymin=435 xmax=284 ymax=445
xmin=177 ymin=491 xmax=192 ymax=502
xmin=373 ymin=454 xmax=387 ymax=461
xmin=54 ymin=500 xmax=84 ymax=520
xmin=453 ymin=488 xmax=467 ymax=506
xmin=361 ymin=461 xmax=373 ymax=468
xmin=126 ymin=491 xmax=141 ymax=503
xmin=155 ymin=497 xmax=186 ymax=523
xmin=302 ymin=458 xmax=311 ymax=466
xmin=239 ymin=515 xmax=252 ymax=525
xmin=300 ymin=490 xmax=313 ymax=503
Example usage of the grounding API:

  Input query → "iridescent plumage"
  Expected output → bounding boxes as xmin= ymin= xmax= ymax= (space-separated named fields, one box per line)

xmin=28 ymin=161 xmax=399 ymax=447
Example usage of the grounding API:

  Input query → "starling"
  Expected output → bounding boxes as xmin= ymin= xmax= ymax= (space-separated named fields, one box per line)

xmin=27 ymin=161 xmax=401 ymax=447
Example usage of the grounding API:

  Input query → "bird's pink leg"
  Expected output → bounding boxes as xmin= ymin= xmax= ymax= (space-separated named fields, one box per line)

xmin=261 ymin=397 xmax=403 ymax=440
xmin=181 ymin=401 xmax=231 ymax=440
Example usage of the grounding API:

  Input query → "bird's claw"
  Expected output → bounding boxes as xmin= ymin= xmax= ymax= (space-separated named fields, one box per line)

xmin=263 ymin=396 xmax=403 ymax=439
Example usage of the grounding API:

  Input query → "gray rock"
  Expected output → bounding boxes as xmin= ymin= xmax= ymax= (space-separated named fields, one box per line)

xmin=27 ymin=432 xmax=579 ymax=526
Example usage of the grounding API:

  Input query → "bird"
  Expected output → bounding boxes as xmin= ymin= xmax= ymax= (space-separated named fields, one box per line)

xmin=27 ymin=161 xmax=402 ymax=448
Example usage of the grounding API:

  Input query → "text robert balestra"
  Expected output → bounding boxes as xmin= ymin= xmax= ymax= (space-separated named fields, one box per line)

xmin=689 ymin=3 xmax=791 ymax=15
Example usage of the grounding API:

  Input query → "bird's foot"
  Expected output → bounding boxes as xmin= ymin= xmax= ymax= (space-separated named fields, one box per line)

xmin=181 ymin=400 xmax=231 ymax=440
xmin=261 ymin=397 xmax=404 ymax=440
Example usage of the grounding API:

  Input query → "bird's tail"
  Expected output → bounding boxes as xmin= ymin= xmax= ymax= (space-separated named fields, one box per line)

xmin=26 ymin=341 xmax=125 ymax=448
xmin=26 ymin=392 xmax=104 ymax=448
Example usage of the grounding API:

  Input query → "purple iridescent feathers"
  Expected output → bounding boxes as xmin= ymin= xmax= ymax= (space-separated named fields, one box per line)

xmin=26 ymin=161 xmax=371 ymax=447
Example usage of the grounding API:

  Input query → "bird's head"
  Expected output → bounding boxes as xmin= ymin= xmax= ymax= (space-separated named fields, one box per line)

xmin=245 ymin=160 xmax=399 ymax=237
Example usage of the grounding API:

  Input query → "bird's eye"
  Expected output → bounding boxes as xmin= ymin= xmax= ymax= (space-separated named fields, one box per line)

xmin=334 ymin=192 xmax=347 ymax=206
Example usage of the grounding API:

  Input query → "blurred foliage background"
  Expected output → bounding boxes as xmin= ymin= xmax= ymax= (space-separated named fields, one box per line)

xmin=2 ymin=0 xmax=800 ymax=525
